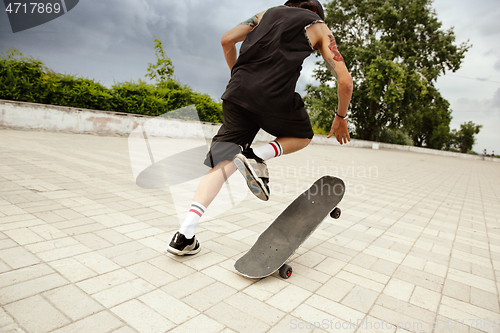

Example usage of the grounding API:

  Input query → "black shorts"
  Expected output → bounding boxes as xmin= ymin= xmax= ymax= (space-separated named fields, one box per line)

xmin=204 ymin=100 xmax=314 ymax=167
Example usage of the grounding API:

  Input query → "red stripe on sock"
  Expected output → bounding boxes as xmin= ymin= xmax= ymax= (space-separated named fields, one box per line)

xmin=189 ymin=209 xmax=202 ymax=217
xmin=270 ymin=142 xmax=279 ymax=157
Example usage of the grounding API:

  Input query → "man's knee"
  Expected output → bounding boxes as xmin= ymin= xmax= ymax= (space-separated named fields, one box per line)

xmin=277 ymin=137 xmax=312 ymax=154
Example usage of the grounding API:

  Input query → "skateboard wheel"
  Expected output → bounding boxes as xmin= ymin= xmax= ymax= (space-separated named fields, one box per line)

xmin=330 ymin=207 xmax=341 ymax=219
xmin=279 ymin=264 xmax=292 ymax=279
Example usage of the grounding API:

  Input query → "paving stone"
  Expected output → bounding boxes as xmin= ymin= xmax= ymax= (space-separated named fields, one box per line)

xmin=167 ymin=314 xmax=225 ymax=333
xmin=0 ymin=246 xmax=41 ymax=269
xmin=201 ymin=265 xmax=254 ymax=290
xmin=2 ymin=129 xmax=500 ymax=332
xmin=42 ymin=284 xmax=104 ymax=320
xmin=51 ymin=311 xmax=124 ymax=333
xmin=337 ymin=270 xmax=386 ymax=293
xmin=0 ymin=235 xmax=14 ymax=247
xmin=341 ymin=285 xmax=380 ymax=313
xmin=139 ymin=289 xmax=199 ymax=325
xmin=316 ymin=276 xmax=355 ymax=302
xmin=35 ymin=243 xmax=93 ymax=262
xmin=376 ymin=294 xmax=437 ymax=326
xmin=224 ymin=292 xmax=285 ymax=326
xmin=470 ymin=287 xmax=500 ymax=313
xmin=162 ymin=271 xmax=216 ymax=299
xmin=76 ymin=268 xmax=137 ymax=294
xmin=205 ymin=302 xmax=270 ymax=333
xmin=73 ymin=233 xmax=113 ymax=250
xmin=409 ymin=286 xmax=441 ymax=312
xmin=4 ymin=295 xmax=70 ymax=333
xmin=440 ymin=296 xmax=500 ymax=325
xmin=393 ymin=265 xmax=444 ymax=293
xmin=306 ymin=294 xmax=365 ymax=323
xmin=3 ymin=228 xmax=45 ymax=245
xmin=383 ymin=278 xmax=415 ymax=302
xmin=286 ymin=269 xmax=323 ymax=292
xmin=126 ymin=261 xmax=177 ymax=287
xmin=269 ymin=314 xmax=315 ymax=333
xmin=266 ymin=284 xmax=312 ymax=313
xmin=447 ymin=267 xmax=497 ymax=294
xmin=242 ymin=276 xmax=289 ymax=302
xmin=183 ymin=281 xmax=237 ymax=312
xmin=0 ymin=273 xmax=69 ymax=305
xmin=0 ymin=263 xmax=54 ymax=289
xmin=92 ymin=278 xmax=156 ymax=308
xmin=442 ymin=278 xmax=471 ymax=303
xmin=74 ymin=251 xmax=122 ymax=274
xmin=0 ymin=307 xmax=18 ymax=330
xmin=109 ymin=246 xmax=161 ymax=267
xmin=315 ymin=257 xmax=347 ymax=276
xmin=288 ymin=262 xmax=331 ymax=284
xmin=356 ymin=315 xmax=397 ymax=333
xmin=111 ymin=299 xmax=175 ymax=333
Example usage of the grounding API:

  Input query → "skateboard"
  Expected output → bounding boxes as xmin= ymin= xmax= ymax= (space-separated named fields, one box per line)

xmin=234 ymin=175 xmax=345 ymax=279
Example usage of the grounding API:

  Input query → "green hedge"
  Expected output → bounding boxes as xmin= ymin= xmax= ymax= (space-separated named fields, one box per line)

xmin=0 ymin=50 xmax=222 ymax=123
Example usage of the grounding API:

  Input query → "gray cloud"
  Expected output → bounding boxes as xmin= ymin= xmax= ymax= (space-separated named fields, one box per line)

xmin=0 ymin=0 xmax=285 ymax=96
xmin=456 ymin=87 xmax=500 ymax=108
xmin=492 ymin=87 xmax=500 ymax=107
xmin=1 ymin=0 xmax=499 ymax=152
xmin=494 ymin=60 xmax=500 ymax=72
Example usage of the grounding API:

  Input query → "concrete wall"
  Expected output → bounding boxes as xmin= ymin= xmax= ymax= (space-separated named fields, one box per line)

xmin=1 ymin=99 xmax=497 ymax=162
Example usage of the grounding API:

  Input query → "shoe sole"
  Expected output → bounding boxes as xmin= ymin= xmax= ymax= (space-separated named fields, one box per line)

xmin=233 ymin=155 xmax=269 ymax=201
xmin=166 ymin=244 xmax=201 ymax=256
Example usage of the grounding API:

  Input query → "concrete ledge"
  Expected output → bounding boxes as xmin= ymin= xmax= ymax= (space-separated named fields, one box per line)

xmin=0 ymin=99 xmax=220 ymax=139
xmin=1 ymin=99 xmax=496 ymax=162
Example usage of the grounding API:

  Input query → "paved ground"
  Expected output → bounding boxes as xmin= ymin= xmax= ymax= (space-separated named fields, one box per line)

xmin=0 ymin=128 xmax=499 ymax=333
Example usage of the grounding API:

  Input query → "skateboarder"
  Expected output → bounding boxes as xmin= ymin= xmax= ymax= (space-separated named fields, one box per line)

xmin=166 ymin=0 xmax=353 ymax=255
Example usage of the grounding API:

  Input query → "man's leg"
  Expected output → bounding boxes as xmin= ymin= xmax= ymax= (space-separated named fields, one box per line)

xmin=193 ymin=160 xmax=237 ymax=208
xmin=234 ymin=137 xmax=312 ymax=201
xmin=249 ymin=137 xmax=311 ymax=161
xmin=166 ymin=160 xmax=237 ymax=255
xmin=273 ymin=137 xmax=312 ymax=155
xmin=194 ymin=138 xmax=309 ymax=205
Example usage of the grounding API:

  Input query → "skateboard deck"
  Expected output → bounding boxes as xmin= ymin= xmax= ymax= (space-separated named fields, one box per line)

xmin=234 ymin=175 xmax=345 ymax=279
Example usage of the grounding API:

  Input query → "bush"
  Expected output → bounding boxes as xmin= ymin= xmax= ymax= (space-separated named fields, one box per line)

xmin=377 ymin=127 xmax=413 ymax=146
xmin=47 ymin=74 xmax=116 ymax=111
xmin=0 ymin=48 xmax=222 ymax=123
xmin=0 ymin=50 xmax=47 ymax=103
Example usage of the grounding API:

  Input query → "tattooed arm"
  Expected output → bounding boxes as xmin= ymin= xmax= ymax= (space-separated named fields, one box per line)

xmin=306 ymin=22 xmax=353 ymax=144
xmin=240 ymin=14 xmax=258 ymax=28
xmin=221 ymin=12 xmax=264 ymax=70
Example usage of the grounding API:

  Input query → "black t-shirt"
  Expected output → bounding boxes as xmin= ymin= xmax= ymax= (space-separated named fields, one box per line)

xmin=221 ymin=6 xmax=322 ymax=116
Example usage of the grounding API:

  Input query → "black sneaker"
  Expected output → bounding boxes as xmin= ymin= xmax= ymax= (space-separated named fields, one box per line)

xmin=233 ymin=148 xmax=270 ymax=201
xmin=166 ymin=232 xmax=201 ymax=255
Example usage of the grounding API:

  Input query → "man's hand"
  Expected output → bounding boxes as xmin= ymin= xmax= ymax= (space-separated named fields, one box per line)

xmin=328 ymin=116 xmax=350 ymax=144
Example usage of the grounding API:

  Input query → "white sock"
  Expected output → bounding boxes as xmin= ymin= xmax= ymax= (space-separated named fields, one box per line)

xmin=253 ymin=141 xmax=283 ymax=161
xmin=178 ymin=202 xmax=206 ymax=239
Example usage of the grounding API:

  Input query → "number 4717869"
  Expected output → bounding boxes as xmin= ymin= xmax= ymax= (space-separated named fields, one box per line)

xmin=5 ymin=2 xmax=62 ymax=14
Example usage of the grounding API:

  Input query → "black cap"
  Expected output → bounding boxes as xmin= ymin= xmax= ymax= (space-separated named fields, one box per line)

xmin=284 ymin=0 xmax=325 ymax=20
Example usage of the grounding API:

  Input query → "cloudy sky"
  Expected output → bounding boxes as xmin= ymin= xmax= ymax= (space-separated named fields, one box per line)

xmin=1 ymin=0 xmax=499 ymax=154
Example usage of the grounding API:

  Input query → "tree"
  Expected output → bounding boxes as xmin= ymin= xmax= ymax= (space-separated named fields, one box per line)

xmin=405 ymin=85 xmax=452 ymax=149
xmin=145 ymin=38 xmax=174 ymax=83
xmin=305 ymin=0 xmax=470 ymax=144
xmin=447 ymin=121 xmax=482 ymax=154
